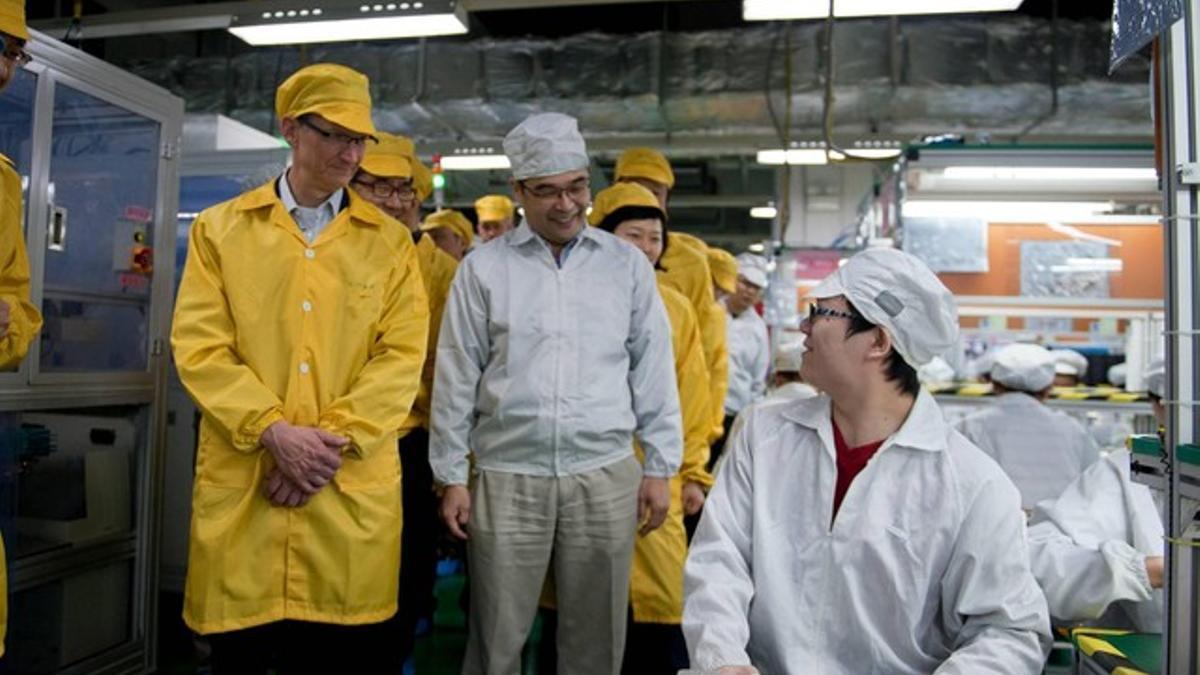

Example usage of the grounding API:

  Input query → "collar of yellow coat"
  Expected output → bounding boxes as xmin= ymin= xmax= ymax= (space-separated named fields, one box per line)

xmin=234 ymin=178 xmax=389 ymax=229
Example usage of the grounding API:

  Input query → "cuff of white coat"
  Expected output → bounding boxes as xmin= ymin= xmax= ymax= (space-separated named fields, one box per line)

xmin=238 ymin=408 xmax=286 ymax=452
xmin=1102 ymin=540 xmax=1156 ymax=599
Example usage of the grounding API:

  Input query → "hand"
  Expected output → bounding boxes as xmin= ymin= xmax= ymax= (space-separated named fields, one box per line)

xmin=262 ymin=468 xmax=312 ymax=508
xmin=260 ymin=421 xmax=346 ymax=494
xmin=637 ymin=477 xmax=670 ymax=536
xmin=682 ymin=481 xmax=706 ymax=516
xmin=439 ymin=485 xmax=471 ymax=540
xmin=1146 ymin=555 xmax=1165 ymax=589
xmin=0 ymin=298 xmax=9 ymax=338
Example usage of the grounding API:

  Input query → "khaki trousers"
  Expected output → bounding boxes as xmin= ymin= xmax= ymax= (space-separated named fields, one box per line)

xmin=462 ymin=455 xmax=642 ymax=675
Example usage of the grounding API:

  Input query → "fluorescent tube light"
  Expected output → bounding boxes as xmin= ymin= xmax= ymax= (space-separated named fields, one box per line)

xmin=903 ymin=200 xmax=1114 ymax=221
xmin=758 ymin=146 xmax=902 ymax=165
xmin=828 ymin=148 xmax=903 ymax=160
xmin=743 ymin=0 xmax=1024 ymax=21
xmin=748 ymin=242 xmax=766 ymax=252
xmin=750 ymin=206 xmax=779 ymax=219
xmin=941 ymin=166 xmax=1158 ymax=182
xmin=230 ymin=13 xmax=466 ymax=44
xmin=1063 ymin=257 xmax=1123 ymax=272
xmin=439 ymin=154 xmax=511 ymax=171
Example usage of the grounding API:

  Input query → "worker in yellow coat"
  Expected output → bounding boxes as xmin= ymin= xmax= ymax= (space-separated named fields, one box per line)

xmin=422 ymin=208 xmax=474 ymax=261
xmin=615 ymin=148 xmax=728 ymax=455
xmin=593 ymin=182 xmax=713 ymax=674
xmin=0 ymin=1 xmax=34 ymax=660
xmin=170 ymin=64 xmax=429 ymax=673
xmin=351 ymin=131 xmax=457 ymax=665
xmin=705 ymin=246 xmax=738 ymax=303
xmin=474 ymin=194 xmax=516 ymax=242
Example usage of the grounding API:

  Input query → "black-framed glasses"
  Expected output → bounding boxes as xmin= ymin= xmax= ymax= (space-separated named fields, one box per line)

xmin=299 ymin=116 xmax=372 ymax=150
xmin=520 ymin=179 xmax=589 ymax=201
xmin=1 ymin=35 xmax=30 ymax=67
xmin=807 ymin=304 xmax=857 ymax=323
xmin=353 ymin=177 xmax=416 ymax=201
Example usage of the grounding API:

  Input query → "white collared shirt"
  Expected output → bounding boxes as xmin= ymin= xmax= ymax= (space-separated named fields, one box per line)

xmin=683 ymin=390 xmax=1051 ymax=673
xmin=723 ymin=300 xmax=769 ymax=414
xmin=429 ymin=222 xmax=683 ymax=485
xmin=278 ymin=170 xmax=343 ymax=243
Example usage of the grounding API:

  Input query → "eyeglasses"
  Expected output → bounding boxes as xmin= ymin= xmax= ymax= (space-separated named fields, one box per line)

xmin=299 ymin=116 xmax=372 ymax=150
xmin=353 ymin=177 xmax=416 ymax=201
xmin=1 ymin=35 xmax=30 ymax=67
xmin=520 ymin=179 xmax=589 ymax=201
xmin=807 ymin=304 xmax=857 ymax=323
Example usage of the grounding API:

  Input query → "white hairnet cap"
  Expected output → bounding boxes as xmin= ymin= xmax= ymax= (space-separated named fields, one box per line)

xmin=773 ymin=337 xmax=806 ymax=373
xmin=737 ymin=253 xmax=769 ymax=288
xmin=1108 ymin=362 xmax=1127 ymax=387
xmin=810 ymin=248 xmax=958 ymax=368
xmin=918 ymin=356 xmax=956 ymax=385
xmin=990 ymin=343 xmax=1057 ymax=393
xmin=1050 ymin=349 xmax=1089 ymax=377
xmin=1145 ymin=359 xmax=1165 ymax=398
xmin=503 ymin=112 xmax=589 ymax=181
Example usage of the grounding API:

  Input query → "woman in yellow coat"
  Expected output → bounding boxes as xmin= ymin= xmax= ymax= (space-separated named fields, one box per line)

xmin=0 ymin=1 xmax=37 ymax=660
xmin=592 ymin=182 xmax=713 ymax=674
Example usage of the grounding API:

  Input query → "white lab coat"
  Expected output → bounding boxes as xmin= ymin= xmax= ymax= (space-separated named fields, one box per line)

xmin=956 ymin=392 xmax=1101 ymax=510
xmin=683 ymin=390 xmax=1051 ymax=674
xmin=430 ymin=223 xmax=682 ymax=485
xmin=764 ymin=381 xmax=818 ymax=403
xmin=723 ymin=303 xmax=769 ymax=415
xmin=1027 ymin=450 xmax=1163 ymax=632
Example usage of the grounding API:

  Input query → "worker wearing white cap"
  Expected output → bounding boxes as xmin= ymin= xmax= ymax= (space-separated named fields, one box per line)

xmin=1026 ymin=357 xmax=1169 ymax=632
xmin=957 ymin=343 xmax=1100 ymax=510
xmin=713 ymin=254 xmax=769 ymax=467
xmin=430 ymin=112 xmax=682 ymax=675
xmin=765 ymin=337 xmax=817 ymax=402
xmin=0 ymin=1 xmax=37 ymax=660
xmin=682 ymin=247 xmax=1050 ymax=674
xmin=1050 ymin=348 xmax=1089 ymax=387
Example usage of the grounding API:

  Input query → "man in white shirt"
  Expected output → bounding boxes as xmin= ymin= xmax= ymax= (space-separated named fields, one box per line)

xmin=682 ymin=247 xmax=1050 ymax=674
xmin=430 ymin=113 xmax=682 ymax=675
xmin=714 ymin=255 xmax=769 ymax=466
xmin=957 ymin=343 xmax=1101 ymax=511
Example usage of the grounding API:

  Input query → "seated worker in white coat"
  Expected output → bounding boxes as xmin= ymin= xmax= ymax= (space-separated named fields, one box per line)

xmin=682 ymin=247 xmax=1051 ymax=675
xmin=1050 ymin=348 xmax=1089 ymax=388
xmin=957 ymin=343 xmax=1101 ymax=512
xmin=1026 ymin=360 xmax=1169 ymax=632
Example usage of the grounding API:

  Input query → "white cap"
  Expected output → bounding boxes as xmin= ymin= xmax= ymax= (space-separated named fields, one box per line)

xmin=1108 ymin=362 xmax=1127 ymax=387
xmin=1145 ymin=359 xmax=1165 ymax=398
xmin=918 ymin=356 xmax=956 ymax=385
xmin=503 ymin=113 xmax=590 ymax=180
xmin=1050 ymin=348 xmax=1089 ymax=377
xmin=773 ymin=337 xmax=806 ymax=373
xmin=810 ymin=248 xmax=958 ymax=368
xmin=737 ymin=254 xmax=769 ymax=288
xmin=990 ymin=343 xmax=1057 ymax=393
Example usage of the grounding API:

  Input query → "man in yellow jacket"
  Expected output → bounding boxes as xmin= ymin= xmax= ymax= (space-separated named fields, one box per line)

xmin=0 ymin=0 xmax=36 ymax=661
xmin=614 ymin=148 xmax=729 ymax=459
xmin=474 ymin=194 xmax=516 ymax=242
xmin=422 ymin=208 xmax=474 ymax=261
xmin=351 ymin=131 xmax=457 ymax=665
xmin=171 ymin=64 xmax=429 ymax=673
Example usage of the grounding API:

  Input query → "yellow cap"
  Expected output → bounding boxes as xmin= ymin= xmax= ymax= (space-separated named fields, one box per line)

xmin=615 ymin=147 xmax=675 ymax=189
xmin=275 ymin=63 xmax=376 ymax=139
xmin=587 ymin=182 xmax=664 ymax=227
xmin=421 ymin=209 xmax=474 ymax=246
xmin=707 ymin=247 xmax=738 ymax=295
xmin=475 ymin=195 xmax=515 ymax=222
xmin=359 ymin=131 xmax=416 ymax=179
xmin=0 ymin=0 xmax=27 ymax=41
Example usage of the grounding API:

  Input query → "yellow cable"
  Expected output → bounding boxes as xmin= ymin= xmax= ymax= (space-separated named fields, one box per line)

xmin=1164 ymin=535 xmax=1200 ymax=548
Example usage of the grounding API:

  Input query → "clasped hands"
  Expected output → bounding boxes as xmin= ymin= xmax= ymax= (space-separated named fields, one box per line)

xmin=259 ymin=420 xmax=348 ymax=507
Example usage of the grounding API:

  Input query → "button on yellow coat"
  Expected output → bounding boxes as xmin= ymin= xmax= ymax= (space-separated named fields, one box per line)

xmin=657 ymin=235 xmax=728 ymax=443
xmin=0 ymin=155 xmax=43 ymax=370
xmin=401 ymin=233 xmax=458 ymax=434
xmin=171 ymin=181 xmax=430 ymax=633
xmin=629 ymin=282 xmax=712 ymax=624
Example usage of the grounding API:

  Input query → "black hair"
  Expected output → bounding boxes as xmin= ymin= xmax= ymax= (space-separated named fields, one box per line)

xmin=843 ymin=302 xmax=921 ymax=396
xmin=595 ymin=205 xmax=670 ymax=269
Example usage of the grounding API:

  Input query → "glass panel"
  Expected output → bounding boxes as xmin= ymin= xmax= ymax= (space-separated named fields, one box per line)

xmin=0 ymin=68 xmax=38 ymax=374
xmin=0 ymin=406 xmax=145 ymax=562
xmin=5 ymin=559 xmax=134 ymax=673
xmin=39 ymin=83 xmax=161 ymax=373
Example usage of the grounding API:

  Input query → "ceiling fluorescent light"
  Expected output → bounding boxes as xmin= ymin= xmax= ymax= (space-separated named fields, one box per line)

xmin=440 ymin=154 xmax=511 ymax=171
xmin=757 ymin=149 xmax=828 ymax=165
xmin=743 ymin=0 xmax=1023 ymax=21
xmin=941 ymin=166 xmax=1158 ymax=181
xmin=903 ymin=200 xmax=1113 ymax=221
xmin=1051 ymin=258 xmax=1124 ymax=274
xmin=229 ymin=1 xmax=467 ymax=45
xmin=829 ymin=148 xmax=903 ymax=160
xmin=750 ymin=206 xmax=778 ymax=219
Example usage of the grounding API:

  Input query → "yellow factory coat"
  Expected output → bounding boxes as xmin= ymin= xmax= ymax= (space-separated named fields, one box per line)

xmin=0 ymin=154 xmax=42 ymax=370
xmin=399 ymin=232 xmax=458 ymax=435
xmin=657 ymin=234 xmax=728 ymax=442
xmin=171 ymin=181 xmax=429 ymax=634
xmin=628 ymin=283 xmax=713 ymax=624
